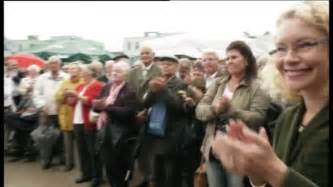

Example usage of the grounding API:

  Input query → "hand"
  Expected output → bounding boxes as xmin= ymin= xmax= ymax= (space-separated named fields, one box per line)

xmin=212 ymin=96 xmax=229 ymax=114
xmin=66 ymin=96 xmax=76 ymax=105
xmin=149 ymin=77 xmax=166 ymax=92
xmin=211 ymin=120 xmax=287 ymax=187
xmin=188 ymin=86 xmax=204 ymax=101
xmin=135 ymin=110 xmax=147 ymax=125
xmin=26 ymin=107 xmax=37 ymax=113
xmin=184 ymin=97 xmax=195 ymax=107
xmin=64 ymin=90 xmax=78 ymax=97
xmin=177 ymin=90 xmax=187 ymax=100
xmin=92 ymin=98 xmax=106 ymax=110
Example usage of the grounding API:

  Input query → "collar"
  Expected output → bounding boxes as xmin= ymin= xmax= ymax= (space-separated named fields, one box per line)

xmin=142 ymin=63 xmax=153 ymax=71
xmin=206 ymin=71 xmax=218 ymax=79
xmin=220 ymin=74 xmax=250 ymax=87
xmin=45 ymin=71 xmax=66 ymax=80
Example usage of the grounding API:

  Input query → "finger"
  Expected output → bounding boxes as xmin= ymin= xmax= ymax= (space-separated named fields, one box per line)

xmin=228 ymin=118 xmax=236 ymax=126
xmin=241 ymin=123 xmax=267 ymax=146
xmin=258 ymin=127 xmax=270 ymax=144
xmin=226 ymin=125 xmax=230 ymax=133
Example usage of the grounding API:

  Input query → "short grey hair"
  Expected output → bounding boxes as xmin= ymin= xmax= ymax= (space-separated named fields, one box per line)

xmin=46 ymin=56 xmax=62 ymax=64
xmin=202 ymin=49 xmax=220 ymax=60
xmin=81 ymin=63 xmax=98 ymax=78
xmin=27 ymin=64 xmax=41 ymax=73
xmin=105 ymin=60 xmax=115 ymax=68
xmin=112 ymin=61 xmax=131 ymax=76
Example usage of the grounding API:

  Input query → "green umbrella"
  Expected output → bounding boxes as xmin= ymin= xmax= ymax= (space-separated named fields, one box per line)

xmin=62 ymin=53 xmax=92 ymax=64
xmin=97 ymin=54 xmax=114 ymax=63
xmin=33 ymin=51 xmax=56 ymax=60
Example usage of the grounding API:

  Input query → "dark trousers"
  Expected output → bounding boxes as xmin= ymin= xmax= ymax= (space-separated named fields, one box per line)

xmin=102 ymin=141 xmax=131 ymax=187
xmin=47 ymin=115 xmax=64 ymax=163
xmin=74 ymin=124 xmax=102 ymax=180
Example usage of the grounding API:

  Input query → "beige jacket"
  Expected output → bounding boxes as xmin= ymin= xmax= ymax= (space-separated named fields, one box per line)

xmin=195 ymin=76 xmax=271 ymax=160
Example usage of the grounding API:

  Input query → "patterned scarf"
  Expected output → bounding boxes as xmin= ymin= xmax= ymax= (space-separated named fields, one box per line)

xmin=97 ymin=81 xmax=126 ymax=130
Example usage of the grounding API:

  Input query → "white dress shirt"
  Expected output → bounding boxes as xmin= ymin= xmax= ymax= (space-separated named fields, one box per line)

xmin=205 ymin=71 xmax=218 ymax=89
xmin=142 ymin=63 xmax=153 ymax=78
xmin=4 ymin=75 xmax=16 ymax=111
xmin=33 ymin=71 xmax=69 ymax=115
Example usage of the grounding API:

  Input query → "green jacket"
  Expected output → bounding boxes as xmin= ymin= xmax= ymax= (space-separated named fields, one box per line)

xmin=273 ymin=103 xmax=329 ymax=187
xmin=196 ymin=76 xmax=271 ymax=160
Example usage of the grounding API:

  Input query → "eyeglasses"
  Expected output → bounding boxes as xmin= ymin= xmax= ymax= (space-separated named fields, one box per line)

xmin=269 ymin=37 xmax=328 ymax=58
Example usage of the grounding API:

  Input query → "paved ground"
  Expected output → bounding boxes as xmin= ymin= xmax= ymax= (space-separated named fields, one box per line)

xmin=4 ymin=157 xmax=109 ymax=187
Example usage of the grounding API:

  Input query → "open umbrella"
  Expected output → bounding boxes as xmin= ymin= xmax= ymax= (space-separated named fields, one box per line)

xmin=5 ymin=53 xmax=45 ymax=68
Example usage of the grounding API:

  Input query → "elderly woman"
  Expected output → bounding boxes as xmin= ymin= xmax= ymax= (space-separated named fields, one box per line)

xmin=93 ymin=61 xmax=139 ymax=187
xmin=196 ymin=41 xmax=271 ymax=187
xmin=66 ymin=64 xmax=104 ymax=187
xmin=212 ymin=2 xmax=329 ymax=187
xmin=54 ymin=62 xmax=83 ymax=171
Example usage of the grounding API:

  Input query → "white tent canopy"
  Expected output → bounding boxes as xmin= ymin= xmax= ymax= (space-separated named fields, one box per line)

xmin=142 ymin=32 xmax=274 ymax=58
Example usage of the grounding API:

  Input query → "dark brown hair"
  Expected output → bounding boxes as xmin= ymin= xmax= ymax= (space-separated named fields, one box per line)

xmin=226 ymin=40 xmax=257 ymax=81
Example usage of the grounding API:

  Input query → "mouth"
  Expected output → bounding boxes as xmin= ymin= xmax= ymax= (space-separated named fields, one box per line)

xmin=284 ymin=67 xmax=312 ymax=78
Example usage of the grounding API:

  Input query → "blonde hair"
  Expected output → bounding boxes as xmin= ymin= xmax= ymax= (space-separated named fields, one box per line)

xmin=273 ymin=1 xmax=329 ymax=102
xmin=277 ymin=1 xmax=328 ymax=35
xmin=81 ymin=63 xmax=98 ymax=78
xmin=90 ymin=60 xmax=104 ymax=74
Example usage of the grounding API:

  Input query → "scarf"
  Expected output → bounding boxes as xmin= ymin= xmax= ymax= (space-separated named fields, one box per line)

xmin=97 ymin=81 xmax=126 ymax=130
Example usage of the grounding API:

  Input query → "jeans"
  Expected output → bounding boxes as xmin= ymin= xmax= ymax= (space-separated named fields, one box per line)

xmin=206 ymin=156 xmax=244 ymax=187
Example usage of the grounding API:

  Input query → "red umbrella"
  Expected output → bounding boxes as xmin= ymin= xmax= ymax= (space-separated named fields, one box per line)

xmin=5 ymin=53 xmax=45 ymax=68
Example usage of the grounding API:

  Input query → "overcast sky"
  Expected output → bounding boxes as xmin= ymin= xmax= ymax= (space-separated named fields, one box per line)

xmin=5 ymin=1 xmax=302 ymax=51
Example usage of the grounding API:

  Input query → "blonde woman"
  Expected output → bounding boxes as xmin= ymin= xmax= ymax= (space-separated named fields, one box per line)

xmin=54 ymin=62 xmax=83 ymax=171
xmin=212 ymin=2 xmax=329 ymax=187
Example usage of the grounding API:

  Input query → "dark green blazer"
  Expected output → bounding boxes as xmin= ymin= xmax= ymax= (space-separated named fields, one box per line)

xmin=273 ymin=103 xmax=329 ymax=187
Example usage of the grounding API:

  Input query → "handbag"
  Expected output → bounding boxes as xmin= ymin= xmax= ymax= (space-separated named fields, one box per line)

xmin=193 ymin=157 xmax=208 ymax=187
xmin=89 ymin=109 xmax=100 ymax=123
xmin=146 ymin=101 xmax=167 ymax=137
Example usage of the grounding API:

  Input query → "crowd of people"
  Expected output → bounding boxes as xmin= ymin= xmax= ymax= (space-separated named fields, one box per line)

xmin=4 ymin=2 xmax=328 ymax=187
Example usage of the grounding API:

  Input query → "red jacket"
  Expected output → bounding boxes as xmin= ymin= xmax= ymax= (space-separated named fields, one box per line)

xmin=71 ymin=80 xmax=103 ymax=130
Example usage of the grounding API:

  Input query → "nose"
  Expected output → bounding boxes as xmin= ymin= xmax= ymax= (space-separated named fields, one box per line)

xmin=283 ymin=49 xmax=301 ymax=65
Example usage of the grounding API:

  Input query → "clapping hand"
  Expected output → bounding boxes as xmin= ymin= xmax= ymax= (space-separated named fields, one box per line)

xmin=212 ymin=96 xmax=230 ymax=114
xmin=178 ymin=90 xmax=195 ymax=107
xmin=64 ymin=89 xmax=78 ymax=97
xmin=149 ymin=76 xmax=166 ymax=92
xmin=211 ymin=120 xmax=287 ymax=187
xmin=93 ymin=98 xmax=106 ymax=110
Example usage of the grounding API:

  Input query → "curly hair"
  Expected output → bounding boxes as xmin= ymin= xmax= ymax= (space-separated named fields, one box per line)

xmin=273 ymin=1 xmax=329 ymax=102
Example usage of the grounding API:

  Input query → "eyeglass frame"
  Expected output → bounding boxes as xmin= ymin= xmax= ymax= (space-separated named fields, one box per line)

xmin=269 ymin=37 xmax=328 ymax=57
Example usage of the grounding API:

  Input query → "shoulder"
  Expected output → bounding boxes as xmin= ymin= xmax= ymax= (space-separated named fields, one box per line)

xmin=130 ymin=66 xmax=141 ymax=73
xmin=59 ymin=71 xmax=69 ymax=78
xmin=94 ymin=80 xmax=104 ymax=87
xmin=274 ymin=103 xmax=303 ymax=134
xmin=151 ymin=63 xmax=161 ymax=72
xmin=279 ymin=103 xmax=302 ymax=120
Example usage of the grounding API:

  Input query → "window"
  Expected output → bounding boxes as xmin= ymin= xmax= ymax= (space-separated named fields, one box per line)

xmin=127 ymin=42 xmax=131 ymax=50
xmin=135 ymin=42 xmax=140 ymax=49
